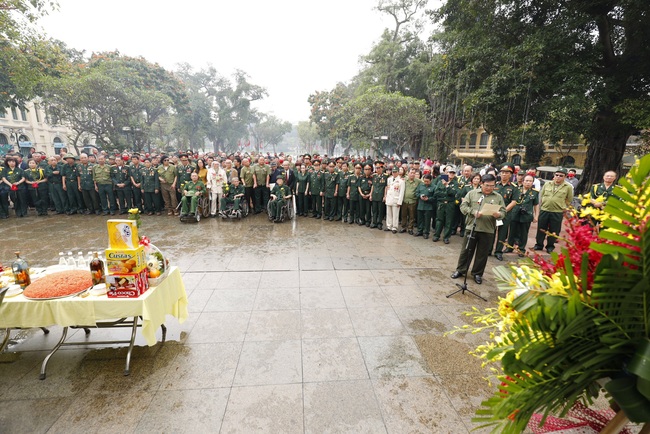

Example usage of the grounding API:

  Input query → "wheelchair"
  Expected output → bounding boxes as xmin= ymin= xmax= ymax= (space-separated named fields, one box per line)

xmin=267 ymin=195 xmax=295 ymax=222
xmin=220 ymin=199 xmax=249 ymax=220
xmin=179 ymin=192 xmax=210 ymax=223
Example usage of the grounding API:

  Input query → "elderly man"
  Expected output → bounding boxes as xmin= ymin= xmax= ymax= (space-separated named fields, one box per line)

xmin=253 ymin=156 xmax=271 ymax=213
xmin=78 ymin=153 xmax=100 ymax=215
xmin=534 ymin=167 xmax=574 ymax=254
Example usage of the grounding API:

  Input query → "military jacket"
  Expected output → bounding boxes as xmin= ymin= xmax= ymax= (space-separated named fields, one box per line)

xmin=271 ymin=183 xmax=292 ymax=200
xmin=589 ymin=183 xmax=615 ymax=203
xmin=348 ymin=174 xmax=360 ymax=200
xmin=183 ymin=180 xmax=205 ymax=196
xmin=240 ymin=165 xmax=255 ymax=187
xmin=23 ymin=167 xmax=46 ymax=187
xmin=93 ymin=164 xmax=112 ymax=185
xmin=495 ymin=181 xmax=519 ymax=212
xmin=460 ymin=189 xmax=506 ymax=233
xmin=336 ymin=171 xmax=350 ymax=197
xmin=2 ymin=167 xmax=25 ymax=188
xmin=176 ymin=163 xmax=196 ymax=188
xmin=37 ymin=160 xmax=48 ymax=170
xmin=141 ymin=167 xmax=160 ymax=192
xmin=111 ymin=165 xmax=132 ymax=188
xmin=61 ymin=163 xmax=79 ymax=185
xmin=358 ymin=175 xmax=373 ymax=197
xmin=45 ymin=163 xmax=64 ymax=184
xmin=295 ymin=171 xmax=309 ymax=194
xmin=512 ymin=188 xmax=539 ymax=223
xmin=415 ymin=182 xmax=437 ymax=211
xmin=130 ymin=164 xmax=144 ymax=185
xmin=308 ymin=170 xmax=323 ymax=194
xmin=252 ymin=164 xmax=271 ymax=186
xmin=227 ymin=184 xmax=245 ymax=198
xmin=457 ymin=183 xmax=477 ymax=203
xmin=403 ymin=177 xmax=422 ymax=204
xmin=323 ymin=171 xmax=339 ymax=198
xmin=157 ymin=164 xmax=176 ymax=184
xmin=434 ymin=177 xmax=459 ymax=203
xmin=539 ymin=181 xmax=573 ymax=212
xmin=370 ymin=173 xmax=388 ymax=201
xmin=78 ymin=163 xmax=95 ymax=189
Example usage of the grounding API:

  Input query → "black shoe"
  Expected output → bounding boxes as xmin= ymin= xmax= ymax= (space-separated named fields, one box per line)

xmin=383 ymin=228 xmax=391 ymax=232
xmin=433 ymin=237 xmax=440 ymax=242
xmin=103 ymin=211 xmax=109 ymax=215
xmin=399 ymin=228 xmax=406 ymax=233
xmin=110 ymin=211 xmax=115 ymax=215
xmin=95 ymin=211 xmax=102 ymax=215
xmin=370 ymin=224 xmax=377 ymax=228
xmin=358 ymin=222 xmax=364 ymax=226
xmin=495 ymin=253 xmax=503 ymax=261
xmin=366 ymin=223 xmax=371 ymax=227
xmin=451 ymin=271 xmax=463 ymax=279
xmin=474 ymin=275 xmax=483 ymax=284
xmin=334 ymin=217 xmax=342 ymax=221
xmin=444 ymin=239 xmax=450 ymax=244
xmin=423 ymin=234 xmax=429 ymax=240
xmin=533 ymin=245 xmax=543 ymax=251
xmin=119 ymin=210 xmax=127 ymax=215
xmin=377 ymin=225 xmax=382 ymax=230
xmin=408 ymin=230 xmax=414 ymax=235
xmin=414 ymin=232 xmax=422 ymax=237
xmin=546 ymin=247 xmax=555 ymax=254
xmin=392 ymin=229 xmax=397 ymax=234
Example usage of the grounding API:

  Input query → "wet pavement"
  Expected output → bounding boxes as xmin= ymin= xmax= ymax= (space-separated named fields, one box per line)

xmin=0 ymin=212 xmax=545 ymax=433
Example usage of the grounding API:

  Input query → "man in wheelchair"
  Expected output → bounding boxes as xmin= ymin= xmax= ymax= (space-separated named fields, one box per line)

xmin=269 ymin=175 xmax=292 ymax=223
xmin=180 ymin=172 xmax=205 ymax=217
xmin=219 ymin=177 xmax=245 ymax=218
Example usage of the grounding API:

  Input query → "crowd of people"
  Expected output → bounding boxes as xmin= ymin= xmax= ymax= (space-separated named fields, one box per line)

xmin=1 ymin=148 xmax=619 ymax=282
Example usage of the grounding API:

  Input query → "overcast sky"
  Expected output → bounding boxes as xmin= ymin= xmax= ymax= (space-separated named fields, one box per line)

xmin=38 ymin=0 xmax=403 ymax=124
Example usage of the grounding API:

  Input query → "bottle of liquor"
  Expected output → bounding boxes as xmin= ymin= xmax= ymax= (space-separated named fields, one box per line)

xmin=12 ymin=252 xmax=31 ymax=289
xmin=90 ymin=252 xmax=105 ymax=285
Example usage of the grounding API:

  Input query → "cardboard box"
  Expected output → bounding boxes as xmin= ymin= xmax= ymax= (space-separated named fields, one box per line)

xmin=107 ymin=219 xmax=139 ymax=249
xmin=106 ymin=266 xmax=149 ymax=298
xmin=105 ymin=246 xmax=145 ymax=273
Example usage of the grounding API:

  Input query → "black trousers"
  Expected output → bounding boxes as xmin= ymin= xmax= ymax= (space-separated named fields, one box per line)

xmin=310 ymin=193 xmax=322 ymax=216
xmin=144 ymin=191 xmax=161 ymax=213
xmin=535 ymin=210 xmax=563 ymax=250
xmin=348 ymin=197 xmax=360 ymax=222
xmin=245 ymin=186 xmax=254 ymax=210
xmin=359 ymin=197 xmax=371 ymax=224
xmin=115 ymin=188 xmax=133 ymax=212
xmin=456 ymin=230 xmax=494 ymax=277
xmin=131 ymin=187 xmax=143 ymax=211
xmin=81 ymin=188 xmax=100 ymax=213
xmin=324 ymin=196 xmax=336 ymax=218
xmin=337 ymin=196 xmax=348 ymax=219
xmin=297 ymin=192 xmax=309 ymax=215
xmin=371 ymin=200 xmax=385 ymax=226
xmin=254 ymin=185 xmax=269 ymax=212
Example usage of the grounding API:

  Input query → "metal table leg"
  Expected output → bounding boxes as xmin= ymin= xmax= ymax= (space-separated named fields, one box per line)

xmin=124 ymin=317 xmax=138 ymax=376
xmin=161 ymin=324 xmax=167 ymax=342
xmin=0 ymin=329 xmax=10 ymax=353
xmin=40 ymin=327 xmax=68 ymax=380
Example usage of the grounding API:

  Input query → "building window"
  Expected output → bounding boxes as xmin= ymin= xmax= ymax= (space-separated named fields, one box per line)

xmin=20 ymin=108 xmax=27 ymax=121
xmin=469 ymin=133 xmax=478 ymax=149
xmin=459 ymin=135 xmax=467 ymax=149
xmin=479 ymin=133 xmax=489 ymax=149
xmin=0 ymin=109 xmax=5 ymax=118
xmin=512 ymin=154 xmax=522 ymax=165
xmin=34 ymin=104 xmax=41 ymax=123
xmin=0 ymin=134 xmax=8 ymax=145
xmin=11 ymin=107 xmax=18 ymax=120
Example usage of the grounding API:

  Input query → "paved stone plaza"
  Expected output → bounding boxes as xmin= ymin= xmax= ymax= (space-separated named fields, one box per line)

xmin=0 ymin=213 xmax=539 ymax=433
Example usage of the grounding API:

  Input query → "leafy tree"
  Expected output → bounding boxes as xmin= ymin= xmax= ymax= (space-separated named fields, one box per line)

xmin=432 ymin=0 xmax=650 ymax=192
xmin=337 ymin=87 xmax=428 ymax=157
xmin=251 ymin=115 xmax=291 ymax=154
xmin=308 ymin=82 xmax=351 ymax=155
xmin=297 ymin=121 xmax=319 ymax=155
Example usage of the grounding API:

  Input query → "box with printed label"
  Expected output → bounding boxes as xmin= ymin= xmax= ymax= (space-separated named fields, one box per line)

xmin=106 ymin=266 xmax=149 ymax=298
xmin=107 ymin=219 xmax=139 ymax=249
xmin=105 ymin=246 xmax=145 ymax=274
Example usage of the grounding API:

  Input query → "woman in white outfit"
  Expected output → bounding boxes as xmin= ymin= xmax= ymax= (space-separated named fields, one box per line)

xmin=206 ymin=161 xmax=227 ymax=216
xmin=384 ymin=167 xmax=406 ymax=233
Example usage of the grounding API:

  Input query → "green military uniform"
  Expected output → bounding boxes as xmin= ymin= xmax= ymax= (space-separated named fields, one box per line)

xmin=130 ymin=163 xmax=144 ymax=211
xmin=323 ymin=170 xmax=339 ymax=220
xmin=433 ymin=176 xmax=460 ymax=242
xmin=45 ymin=162 xmax=67 ymax=213
xmin=93 ymin=163 xmax=115 ymax=214
xmin=269 ymin=180 xmax=292 ymax=221
xmin=141 ymin=166 xmax=161 ymax=214
xmin=111 ymin=164 xmax=132 ymax=213
xmin=508 ymin=188 xmax=539 ymax=252
xmin=347 ymin=172 xmax=360 ymax=224
xmin=252 ymin=163 xmax=271 ymax=213
xmin=493 ymin=180 xmax=519 ymax=256
xmin=401 ymin=176 xmax=422 ymax=233
xmin=415 ymin=180 xmax=437 ymax=237
xmin=336 ymin=170 xmax=350 ymax=221
xmin=180 ymin=180 xmax=205 ymax=215
xmin=455 ymin=189 xmax=506 ymax=279
xmin=589 ymin=182 xmax=615 ymax=205
xmin=23 ymin=166 xmax=49 ymax=215
xmin=78 ymin=162 xmax=100 ymax=214
xmin=370 ymin=172 xmax=388 ymax=228
xmin=240 ymin=164 xmax=255 ymax=213
xmin=534 ymin=169 xmax=574 ymax=253
xmin=295 ymin=170 xmax=310 ymax=217
xmin=176 ymin=162 xmax=196 ymax=190
xmin=455 ymin=176 xmax=472 ymax=235
xmin=61 ymin=160 xmax=82 ymax=214
xmin=1 ymin=166 xmax=27 ymax=217
xmin=358 ymin=172 xmax=373 ymax=226
xmin=220 ymin=183 xmax=245 ymax=213
xmin=308 ymin=168 xmax=324 ymax=218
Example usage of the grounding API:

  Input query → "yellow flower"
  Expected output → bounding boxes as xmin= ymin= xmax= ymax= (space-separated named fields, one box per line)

xmin=545 ymin=273 xmax=569 ymax=296
xmin=128 ymin=208 xmax=140 ymax=215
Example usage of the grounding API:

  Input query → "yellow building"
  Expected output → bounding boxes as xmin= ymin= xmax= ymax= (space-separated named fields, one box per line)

xmin=0 ymin=101 xmax=72 ymax=157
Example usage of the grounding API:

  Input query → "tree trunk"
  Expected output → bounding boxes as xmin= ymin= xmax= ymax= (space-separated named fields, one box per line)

xmin=577 ymin=111 xmax=632 ymax=194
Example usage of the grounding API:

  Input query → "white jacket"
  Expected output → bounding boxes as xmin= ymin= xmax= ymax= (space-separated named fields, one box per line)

xmin=206 ymin=167 xmax=227 ymax=194
xmin=385 ymin=176 xmax=405 ymax=206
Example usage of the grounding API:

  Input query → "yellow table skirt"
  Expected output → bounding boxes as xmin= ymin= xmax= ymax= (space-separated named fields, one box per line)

xmin=0 ymin=266 xmax=188 ymax=346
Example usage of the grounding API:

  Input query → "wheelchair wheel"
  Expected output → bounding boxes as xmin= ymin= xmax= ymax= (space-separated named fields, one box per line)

xmin=287 ymin=198 xmax=295 ymax=220
xmin=267 ymin=199 xmax=274 ymax=221
xmin=201 ymin=196 xmax=211 ymax=218
xmin=241 ymin=202 xmax=249 ymax=217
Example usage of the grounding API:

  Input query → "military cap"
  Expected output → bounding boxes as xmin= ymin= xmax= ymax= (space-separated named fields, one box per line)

xmin=447 ymin=166 xmax=457 ymax=173
xmin=63 ymin=153 xmax=75 ymax=160
xmin=276 ymin=175 xmax=284 ymax=180
xmin=555 ymin=167 xmax=568 ymax=175
xmin=500 ymin=163 xmax=514 ymax=173
xmin=391 ymin=167 xmax=398 ymax=172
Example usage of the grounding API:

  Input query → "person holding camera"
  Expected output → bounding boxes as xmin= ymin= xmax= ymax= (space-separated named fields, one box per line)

xmin=508 ymin=174 xmax=539 ymax=256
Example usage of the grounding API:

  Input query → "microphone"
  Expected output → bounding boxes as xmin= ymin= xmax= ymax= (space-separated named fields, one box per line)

xmin=478 ymin=195 xmax=485 ymax=204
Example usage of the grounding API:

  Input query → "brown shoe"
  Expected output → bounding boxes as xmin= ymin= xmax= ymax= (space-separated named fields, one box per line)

xmin=174 ymin=211 xmax=179 ymax=216
xmin=167 ymin=211 xmax=173 ymax=216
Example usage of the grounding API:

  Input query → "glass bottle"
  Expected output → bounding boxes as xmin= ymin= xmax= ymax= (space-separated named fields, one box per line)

xmin=67 ymin=251 xmax=75 ymax=267
xmin=86 ymin=251 xmax=93 ymax=264
xmin=58 ymin=252 xmax=67 ymax=265
xmin=12 ymin=252 xmax=31 ymax=289
xmin=90 ymin=252 xmax=105 ymax=285
xmin=77 ymin=252 xmax=86 ymax=268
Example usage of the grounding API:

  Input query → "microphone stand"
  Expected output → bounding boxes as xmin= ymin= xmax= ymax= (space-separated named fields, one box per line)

xmin=446 ymin=194 xmax=488 ymax=302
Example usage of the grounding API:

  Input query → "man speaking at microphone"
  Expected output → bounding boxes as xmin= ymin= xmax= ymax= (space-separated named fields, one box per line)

xmin=451 ymin=174 xmax=506 ymax=284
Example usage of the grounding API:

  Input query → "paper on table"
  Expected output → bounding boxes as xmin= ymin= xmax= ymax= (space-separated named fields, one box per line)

xmin=480 ymin=203 xmax=502 ymax=216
